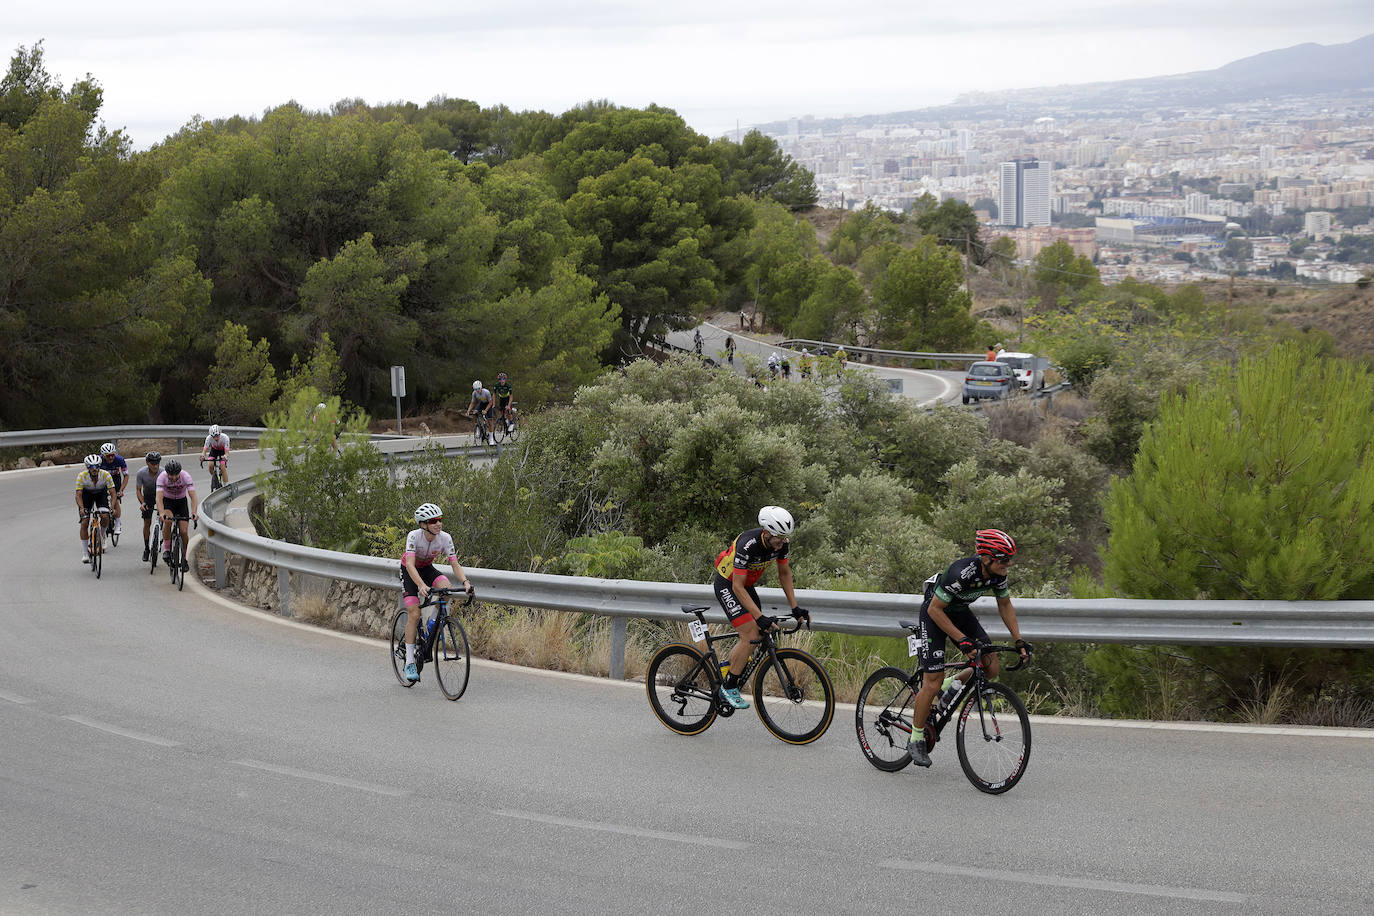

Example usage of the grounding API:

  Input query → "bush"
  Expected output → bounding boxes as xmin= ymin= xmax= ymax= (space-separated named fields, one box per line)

xmin=1055 ymin=336 xmax=1116 ymax=387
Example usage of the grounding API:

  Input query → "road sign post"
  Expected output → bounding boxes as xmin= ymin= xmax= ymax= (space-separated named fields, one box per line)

xmin=390 ymin=365 xmax=406 ymax=434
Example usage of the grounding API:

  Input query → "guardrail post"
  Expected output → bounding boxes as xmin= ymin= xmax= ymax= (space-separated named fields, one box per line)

xmin=210 ymin=542 xmax=226 ymax=588
xmin=278 ymin=567 xmax=292 ymax=618
xmin=609 ymin=617 xmax=627 ymax=680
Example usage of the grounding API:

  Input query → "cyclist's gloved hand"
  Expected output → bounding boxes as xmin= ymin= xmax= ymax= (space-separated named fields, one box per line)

xmin=755 ymin=614 xmax=777 ymax=631
xmin=1015 ymin=638 xmax=1033 ymax=658
xmin=956 ymin=637 xmax=979 ymax=658
xmin=791 ymin=607 xmax=811 ymax=628
xmin=465 ymin=582 xmax=476 ymax=599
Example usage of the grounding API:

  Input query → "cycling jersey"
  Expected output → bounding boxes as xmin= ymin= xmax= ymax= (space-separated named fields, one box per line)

xmin=493 ymin=381 xmax=512 ymax=400
xmin=928 ymin=556 xmax=1010 ymax=611
xmin=135 ymin=467 xmax=159 ymax=504
xmin=714 ymin=527 xmax=789 ymax=588
xmin=99 ymin=454 xmax=128 ymax=486
xmin=156 ymin=470 xmax=196 ymax=500
xmin=204 ymin=432 xmax=231 ymax=456
xmin=403 ymin=528 xmax=457 ymax=568
xmin=76 ymin=468 xmax=116 ymax=493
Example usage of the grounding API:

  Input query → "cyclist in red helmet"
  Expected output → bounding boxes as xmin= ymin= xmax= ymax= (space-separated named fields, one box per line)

xmin=906 ymin=528 xmax=1031 ymax=767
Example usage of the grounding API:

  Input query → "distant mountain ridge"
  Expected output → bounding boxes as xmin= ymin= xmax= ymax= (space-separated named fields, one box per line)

xmin=753 ymin=33 xmax=1374 ymax=133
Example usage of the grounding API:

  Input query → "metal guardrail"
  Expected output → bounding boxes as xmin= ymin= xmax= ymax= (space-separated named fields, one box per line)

xmin=15 ymin=425 xmax=1374 ymax=681
xmin=777 ymin=339 xmax=984 ymax=370
xmin=0 ymin=424 xmax=409 ymax=451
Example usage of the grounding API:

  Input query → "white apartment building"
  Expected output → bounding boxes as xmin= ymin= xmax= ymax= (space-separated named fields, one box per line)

xmin=998 ymin=158 xmax=1052 ymax=227
xmin=1303 ymin=211 xmax=1333 ymax=238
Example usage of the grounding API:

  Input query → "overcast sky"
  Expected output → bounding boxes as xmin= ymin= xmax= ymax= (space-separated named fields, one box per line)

xmin=9 ymin=2 xmax=1374 ymax=148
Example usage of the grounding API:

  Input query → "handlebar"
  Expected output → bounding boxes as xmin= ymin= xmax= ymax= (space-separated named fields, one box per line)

xmin=419 ymin=587 xmax=476 ymax=609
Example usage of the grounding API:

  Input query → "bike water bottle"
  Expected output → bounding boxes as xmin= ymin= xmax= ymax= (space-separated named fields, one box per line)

xmin=937 ymin=677 xmax=960 ymax=711
xmin=424 ymin=615 xmax=436 ymax=639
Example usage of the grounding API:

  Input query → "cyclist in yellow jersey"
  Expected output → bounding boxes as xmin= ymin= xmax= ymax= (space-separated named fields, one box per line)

xmin=75 ymin=455 xmax=118 ymax=565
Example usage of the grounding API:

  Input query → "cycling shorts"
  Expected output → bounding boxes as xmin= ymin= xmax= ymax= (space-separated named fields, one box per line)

xmin=206 ymin=447 xmax=227 ymax=460
xmin=401 ymin=564 xmax=451 ymax=604
xmin=80 ymin=491 xmax=110 ymax=512
xmin=712 ymin=573 xmax=761 ymax=628
xmin=915 ymin=589 xmax=989 ymax=671
xmin=497 ymin=395 xmax=511 ymax=411
xmin=140 ymin=505 xmax=155 ymax=520
xmin=162 ymin=496 xmax=191 ymax=519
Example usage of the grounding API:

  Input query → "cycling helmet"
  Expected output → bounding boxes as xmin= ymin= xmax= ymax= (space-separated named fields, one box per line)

xmin=146 ymin=451 xmax=161 ymax=463
xmin=802 ymin=348 xmax=809 ymax=355
xmin=758 ymin=506 xmax=795 ymax=539
xmin=472 ymin=380 xmax=483 ymax=391
xmin=100 ymin=442 xmax=116 ymax=455
xmin=316 ymin=403 xmax=327 ymax=412
xmin=165 ymin=459 xmax=181 ymax=476
xmin=84 ymin=454 xmax=101 ymax=469
xmin=497 ymin=372 xmax=507 ymax=381
xmin=209 ymin=424 xmax=221 ymax=437
xmin=415 ymin=502 xmax=443 ymax=523
xmin=975 ymin=528 xmax=1017 ymax=558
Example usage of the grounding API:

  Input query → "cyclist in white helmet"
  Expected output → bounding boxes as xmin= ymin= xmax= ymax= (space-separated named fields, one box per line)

xmin=400 ymin=503 xmax=474 ymax=683
xmin=465 ymin=380 xmax=496 ymax=446
xmin=709 ymin=506 xmax=810 ymax=709
xmin=201 ymin=424 xmax=231 ymax=481
xmin=97 ymin=442 xmax=129 ymax=534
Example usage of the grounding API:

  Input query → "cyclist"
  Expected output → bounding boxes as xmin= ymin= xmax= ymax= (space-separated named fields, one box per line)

xmin=492 ymin=372 xmax=515 ymax=435
xmin=834 ymin=345 xmax=849 ymax=376
xmin=201 ymin=424 xmax=230 ymax=483
xmin=710 ymin=506 xmax=810 ymax=709
xmin=400 ymin=503 xmax=474 ymax=683
xmin=155 ymin=459 xmax=199 ymax=570
xmin=906 ymin=528 xmax=1031 ymax=768
xmin=466 ymin=380 xmax=496 ymax=446
xmin=799 ymin=348 xmax=813 ymax=379
xmin=134 ymin=451 xmax=163 ymax=562
xmin=767 ymin=352 xmax=780 ymax=380
xmin=74 ymin=455 xmax=117 ymax=564
xmin=97 ymin=443 xmax=129 ymax=534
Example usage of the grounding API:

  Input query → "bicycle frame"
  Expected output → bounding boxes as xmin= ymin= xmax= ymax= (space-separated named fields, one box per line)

xmin=414 ymin=588 xmax=474 ymax=664
xmin=678 ymin=606 xmax=804 ymax=705
xmin=907 ymin=645 xmax=1027 ymax=741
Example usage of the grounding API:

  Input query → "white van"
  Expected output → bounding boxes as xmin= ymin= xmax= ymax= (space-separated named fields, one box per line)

xmin=993 ymin=351 xmax=1044 ymax=390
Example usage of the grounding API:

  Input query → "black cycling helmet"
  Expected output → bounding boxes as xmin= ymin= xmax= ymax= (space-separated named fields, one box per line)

xmin=146 ymin=451 xmax=161 ymax=463
xmin=165 ymin=459 xmax=182 ymax=476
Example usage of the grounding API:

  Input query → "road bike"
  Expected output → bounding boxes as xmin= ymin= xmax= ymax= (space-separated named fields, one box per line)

xmin=645 ymin=604 xmax=834 ymax=745
xmin=164 ymin=515 xmax=196 ymax=591
xmin=202 ymin=457 xmax=227 ymax=492
xmin=83 ymin=507 xmax=112 ymax=578
xmin=467 ymin=411 xmax=496 ymax=449
xmin=855 ymin=618 xmax=1032 ymax=794
xmin=493 ymin=406 xmax=518 ymax=443
xmin=390 ymin=588 xmax=474 ymax=701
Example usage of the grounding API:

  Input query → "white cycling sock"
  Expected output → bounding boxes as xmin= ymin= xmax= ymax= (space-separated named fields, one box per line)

xmin=405 ymin=644 xmax=415 ymax=665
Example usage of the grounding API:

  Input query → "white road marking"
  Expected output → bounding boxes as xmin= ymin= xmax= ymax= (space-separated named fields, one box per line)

xmin=0 ymin=688 xmax=34 ymax=704
xmin=63 ymin=715 xmax=180 ymax=747
xmin=494 ymin=808 xmax=749 ymax=850
xmin=878 ymin=859 xmax=1246 ymax=904
xmin=233 ymin=759 xmax=409 ymax=797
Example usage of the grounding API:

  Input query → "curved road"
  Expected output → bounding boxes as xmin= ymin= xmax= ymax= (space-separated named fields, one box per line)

xmin=2 ymin=458 xmax=1371 ymax=915
xmin=665 ymin=321 xmax=961 ymax=405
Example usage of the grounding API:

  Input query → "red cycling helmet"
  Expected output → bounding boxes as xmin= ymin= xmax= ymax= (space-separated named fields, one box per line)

xmin=975 ymin=529 xmax=1016 ymax=558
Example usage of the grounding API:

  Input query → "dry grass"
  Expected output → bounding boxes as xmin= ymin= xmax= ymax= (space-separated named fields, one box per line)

xmin=296 ymin=593 xmax=338 ymax=627
xmin=461 ymin=605 xmax=656 ymax=680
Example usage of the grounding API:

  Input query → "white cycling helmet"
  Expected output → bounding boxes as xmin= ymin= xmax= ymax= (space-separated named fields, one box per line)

xmin=209 ymin=424 xmax=221 ymax=437
xmin=100 ymin=442 xmax=116 ymax=455
xmin=472 ymin=380 xmax=483 ymax=391
xmin=758 ymin=506 xmax=795 ymax=538
xmin=84 ymin=454 xmax=101 ymax=469
xmin=415 ymin=502 xmax=443 ymax=523
xmin=316 ymin=402 xmax=327 ymax=412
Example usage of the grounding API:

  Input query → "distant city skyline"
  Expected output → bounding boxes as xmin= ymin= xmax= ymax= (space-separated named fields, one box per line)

xmin=9 ymin=3 xmax=1374 ymax=149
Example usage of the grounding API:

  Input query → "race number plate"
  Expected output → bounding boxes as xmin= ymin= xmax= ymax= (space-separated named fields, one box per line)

xmin=907 ymin=633 xmax=922 ymax=657
xmin=689 ymin=620 xmax=709 ymax=643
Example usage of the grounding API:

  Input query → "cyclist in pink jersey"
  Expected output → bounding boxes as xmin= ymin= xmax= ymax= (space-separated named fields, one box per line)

xmin=155 ymin=459 xmax=199 ymax=568
xmin=400 ymin=503 xmax=474 ymax=683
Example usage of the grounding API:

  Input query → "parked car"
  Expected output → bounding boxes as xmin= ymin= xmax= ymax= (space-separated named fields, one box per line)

xmin=962 ymin=361 xmax=1015 ymax=404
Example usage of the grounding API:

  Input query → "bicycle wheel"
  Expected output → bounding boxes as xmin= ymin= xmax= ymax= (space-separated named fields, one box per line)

xmin=389 ymin=609 xmax=416 ymax=687
xmin=752 ymin=647 xmax=834 ymax=745
xmin=175 ymin=533 xmax=187 ymax=591
xmin=855 ymin=666 xmax=917 ymax=772
xmin=645 ymin=643 xmax=717 ymax=736
xmin=432 ymin=618 xmax=471 ymax=701
xmin=109 ymin=522 xmax=119 ymax=548
xmin=91 ymin=527 xmax=103 ymax=579
xmin=955 ymin=681 xmax=1032 ymax=794
xmin=169 ymin=532 xmax=181 ymax=586
xmin=149 ymin=524 xmax=160 ymax=574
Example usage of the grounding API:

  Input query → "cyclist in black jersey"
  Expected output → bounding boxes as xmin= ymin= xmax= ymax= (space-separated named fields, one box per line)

xmin=710 ymin=506 xmax=811 ymax=709
xmin=907 ymin=528 xmax=1031 ymax=767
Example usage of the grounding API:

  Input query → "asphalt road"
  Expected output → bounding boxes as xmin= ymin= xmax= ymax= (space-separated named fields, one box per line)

xmin=3 ymin=458 xmax=1372 ymax=915
xmin=665 ymin=322 xmax=962 ymax=405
